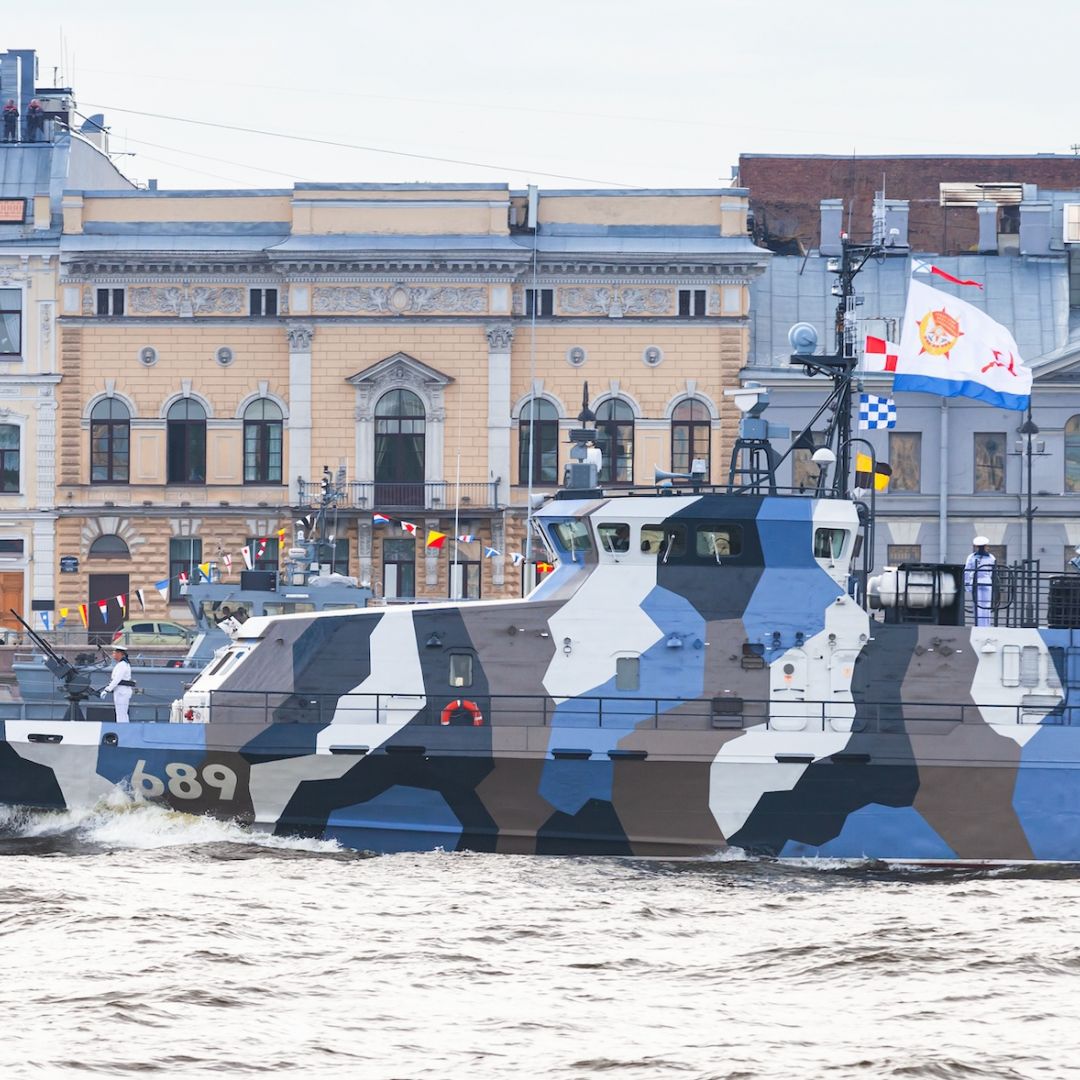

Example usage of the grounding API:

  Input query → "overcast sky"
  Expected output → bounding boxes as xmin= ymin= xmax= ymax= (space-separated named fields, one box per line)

xmin=5 ymin=0 xmax=1076 ymax=191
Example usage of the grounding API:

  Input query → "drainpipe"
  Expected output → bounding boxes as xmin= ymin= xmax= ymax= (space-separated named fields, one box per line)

xmin=938 ymin=399 xmax=949 ymax=561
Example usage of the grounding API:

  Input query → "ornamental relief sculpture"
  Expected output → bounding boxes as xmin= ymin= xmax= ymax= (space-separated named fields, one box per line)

xmin=558 ymin=286 xmax=672 ymax=317
xmin=129 ymin=287 xmax=184 ymax=315
xmin=313 ymin=285 xmax=487 ymax=315
xmin=192 ymin=287 xmax=244 ymax=314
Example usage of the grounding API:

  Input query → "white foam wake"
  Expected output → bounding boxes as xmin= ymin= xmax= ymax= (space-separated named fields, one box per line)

xmin=0 ymin=790 xmax=344 ymax=853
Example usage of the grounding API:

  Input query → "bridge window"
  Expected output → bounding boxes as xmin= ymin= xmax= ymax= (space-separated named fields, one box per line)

xmin=597 ymin=523 xmax=630 ymax=553
xmin=641 ymin=524 xmax=686 ymax=559
xmin=1066 ymin=417 xmax=1080 ymax=492
xmin=696 ymin=523 xmax=742 ymax=560
xmin=550 ymin=519 xmax=593 ymax=555
xmin=814 ymin=528 xmax=847 ymax=559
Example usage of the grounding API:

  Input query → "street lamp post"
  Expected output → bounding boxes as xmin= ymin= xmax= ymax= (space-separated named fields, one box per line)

xmin=1012 ymin=407 xmax=1047 ymax=625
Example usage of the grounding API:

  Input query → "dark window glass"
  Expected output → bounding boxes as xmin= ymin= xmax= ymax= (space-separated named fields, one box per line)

xmin=671 ymin=399 xmax=710 ymax=479
xmin=0 ymin=424 xmax=19 ymax=492
xmin=243 ymin=398 xmax=283 ymax=483
xmin=90 ymin=398 xmax=130 ymax=484
xmin=96 ymin=288 xmax=124 ymax=316
xmin=166 ymin=398 xmax=207 ymax=484
xmin=0 ymin=289 xmax=21 ymax=355
xmin=89 ymin=534 xmax=130 ymax=558
xmin=525 ymin=288 xmax=554 ymax=317
xmin=246 ymin=536 xmax=279 ymax=573
xmin=0 ymin=539 xmax=24 ymax=554
xmin=449 ymin=654 xmax=474 ymax=687
xmin=449 ymin=561 xmax=481 ymax=600
xmin=249 ymin=288 xmax=278 ymax=316
xmin=519 ymin=398 xmax=558 ymax=485
xmin=168 ymin=537 xmax=202 ymax=601
xmin=595 ymin=399 xmax=634 ymax=483
xmin=974 ymin=432 xmax=1005 ymax=493
xmin=374 ymin=389 xmax=425 ymax=506
xmin=678 ymin=289 xmax=706 ymax=318
xmin=888 ymin=432 xmax=921 ymax=493
xmin=315 ymin=537 xmax=350 ymax=575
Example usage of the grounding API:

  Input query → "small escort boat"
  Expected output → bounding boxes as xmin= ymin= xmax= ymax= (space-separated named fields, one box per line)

xmin=1 ymin=370 xmax=1078 ymax=860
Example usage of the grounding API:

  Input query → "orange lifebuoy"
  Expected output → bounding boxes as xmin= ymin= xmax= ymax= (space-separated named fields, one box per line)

xmin=440 ymin=699 xmax=484 ymax=726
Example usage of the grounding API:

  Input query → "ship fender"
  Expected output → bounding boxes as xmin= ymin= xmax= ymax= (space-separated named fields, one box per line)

xmin=440 ymin=699 xmax=485 ymax=727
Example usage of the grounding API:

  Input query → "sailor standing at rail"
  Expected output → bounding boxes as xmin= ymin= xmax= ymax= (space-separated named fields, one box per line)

xmin=100 ymin=646 xmax=135 ymax=722
xmin=964 ymin=536 xmax=996 ymax=627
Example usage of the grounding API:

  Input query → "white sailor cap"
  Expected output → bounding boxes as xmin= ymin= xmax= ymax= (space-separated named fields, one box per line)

xmin=973 ymin=535 xmax=990 ymax=546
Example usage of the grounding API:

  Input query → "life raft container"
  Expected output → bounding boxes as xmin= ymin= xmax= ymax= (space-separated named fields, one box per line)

xmin=440 ymin=699 xmax=484 ymax=726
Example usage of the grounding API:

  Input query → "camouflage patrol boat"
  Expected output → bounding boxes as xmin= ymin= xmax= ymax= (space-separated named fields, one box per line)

xmin=1 ymin=377 xmax=1077 ymax=860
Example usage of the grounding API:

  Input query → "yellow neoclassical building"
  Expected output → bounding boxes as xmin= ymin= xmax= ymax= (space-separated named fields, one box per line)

xmin=53 ymin=182 xmax=768 ymax=626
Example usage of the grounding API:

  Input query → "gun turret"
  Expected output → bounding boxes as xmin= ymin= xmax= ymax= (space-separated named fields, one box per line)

xmin=9 ymin=609 xmax=94 ymax=700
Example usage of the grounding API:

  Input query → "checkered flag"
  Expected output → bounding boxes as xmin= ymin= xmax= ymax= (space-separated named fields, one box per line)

xmin=858 ymin=393 xmax=896 ymax=430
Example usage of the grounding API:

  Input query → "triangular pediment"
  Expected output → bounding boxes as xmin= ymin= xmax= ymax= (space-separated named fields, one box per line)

xmin=346 ymin=351 xmax=454 ymax=387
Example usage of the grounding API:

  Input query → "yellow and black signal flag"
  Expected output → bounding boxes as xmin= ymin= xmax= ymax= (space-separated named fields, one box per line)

xmin=854 ymin=452 xmax=892 ymax=492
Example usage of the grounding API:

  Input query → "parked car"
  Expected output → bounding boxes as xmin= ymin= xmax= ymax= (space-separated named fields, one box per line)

xmin=112 ymin=620 xmax=194 ymax=647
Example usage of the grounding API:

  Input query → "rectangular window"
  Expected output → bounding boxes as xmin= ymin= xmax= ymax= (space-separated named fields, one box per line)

xmin=249 ymin=288 xmax=278 ymax=317
xmin=168 ymin=537 xmax=202 ymax=602
xmin=791 ymin=431 xmax=826 ymax=492
xmin=96 ymin=288 xmax=125 ymax=316
xmin=888 ymin=432 xmax=921 ymax=493
xmin=0 ymin=424 xmax=19 ymax=493
xmin=640 ymin=524 xmax=687 ymax=559
xmin=1066 ymin=546 xmax=1080 ymax=573
xmin=814 ymin=528 xmax=847 ymax=559
xmin=525 ymin=288 xmax=554 ymax=317
xmin=974 ymin=432 xmax=1006 ymax=493
xmin=383 ymin=537 xmax=415 ymax=599
xmin=0 ymin=538 xmax=24 ymax=555
xmin=449 ymin=561 xmax=481 ymax=600
xmin=246 ymin=537 xmax=279 ymax=573
xmin=615 ymin=656 xmax=640 ymax=691
xmin=696 ymin=523 xmax=742 ymax=559
xmin=0 ymin=289 xmax=21 ymax=355
xmin=887 ymin=544 xmax=922 ymax=565
xmin=449 ymin=654 xmax=474 ymax=688
xmin=678 ymin=289 xmax=707 ymax=318
xmin=314 ymin=538 xmax=349 ymax=575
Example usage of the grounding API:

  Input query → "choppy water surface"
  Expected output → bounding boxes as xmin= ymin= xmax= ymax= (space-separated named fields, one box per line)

xmin=1 ymin=801 xmax=1078 ymax=1079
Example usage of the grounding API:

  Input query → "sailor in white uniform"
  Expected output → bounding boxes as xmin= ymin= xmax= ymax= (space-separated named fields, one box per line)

xmin=101 ymin=646 xmax=135 ymax=722
xmin=964 ymin=536 xmax=996 ymax=627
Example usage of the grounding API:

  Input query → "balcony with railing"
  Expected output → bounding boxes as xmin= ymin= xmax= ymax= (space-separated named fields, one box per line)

xmin=297 ymin=480 xmax=500 ymax=512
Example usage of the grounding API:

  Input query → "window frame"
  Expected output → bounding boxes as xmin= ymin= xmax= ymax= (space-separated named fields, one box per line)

xmin=518 ymin=398 xmax=559 ymax=486
xmin=0 ymin=423 xmax=19 ymax=493
xmin=249 ymin=287 xmax=278 ymax=317
xmin=382 ymin=536 xmax=416 ymax=599
xmin=973 ymin=431 xmax=1006 ymax=493
xmin=90 ymin=398 xmax=131 ymax=484
xmin=670 ymin=398 xmax=711 ymax=480
xmin=243 ymin=399 xmax=283 ymax=484
xmin=887 ymin=431 xmax=922 ymax=493
xmin=524 ymin=288 xmax=554 ymax=317
xmin=246 ymin=536 xmax=280 ymax=573
xmin=595 ymin=398 xmax=635 ymax=484
xmin=677 ymin=288 xmax=707 ymax=318
xmin=168 ymin=537 xmax=202 ymax=602
xmin=96 ymin=287 xmax=125 ymax=316
xmin=0 ymin=288 xmax=22 ymax=356
xmin=166 ymin=398 xmax=207 ymax=484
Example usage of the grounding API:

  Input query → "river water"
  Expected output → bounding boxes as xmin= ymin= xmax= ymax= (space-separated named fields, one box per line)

xmin=1 ymin=797 xmax=1077 ymax=1080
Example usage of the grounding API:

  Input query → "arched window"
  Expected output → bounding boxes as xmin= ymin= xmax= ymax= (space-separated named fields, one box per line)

xmin=90 ymin=398 xmax=130 ymax=484
xmin=596 ymin=399 xmax=635 ymax=484
xmin=243 ymin=398 xmax=283 ymax=484
xmin=374 ymin=389 xmax=425 ymax=506
xmin=671 ymin=399 xmax=711 ymax=480
xmin=89 ymin=534 xmax=130 ymax=559
xmin=1067 ymin=416 xmax=1080 ymax=493
xmin=0 ymin=424 xmax=19 ymax=493
xmin=167 ymin=398 xmax=206 ymax=484
xmin=518 ymin=398 xmax=558 ymax=485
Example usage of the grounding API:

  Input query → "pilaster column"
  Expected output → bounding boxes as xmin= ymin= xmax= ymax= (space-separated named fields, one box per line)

xmin=287 ymin=324 xmax=314 ymax=503
xmin=485 ymin=324 xmax=514 ymax=505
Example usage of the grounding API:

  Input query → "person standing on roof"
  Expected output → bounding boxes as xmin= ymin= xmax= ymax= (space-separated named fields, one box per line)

xmin=964 ymin=536 xmax=996 ymax=627
xmin=100 ymin=646 xmax=135 ymax=722
xmin=25 ymin=99 xmax=44 ymax=142
xmin=2 ymin=100 xmax=18 ymax=143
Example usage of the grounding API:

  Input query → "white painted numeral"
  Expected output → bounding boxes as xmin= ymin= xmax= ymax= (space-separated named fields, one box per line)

xmin=130 ymin=760 xmax=238 ymax=802
xmin=165 ymin=762 xmax=203 ymax=800
xmin=202 ymin=764 xmax=238 ymax=801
